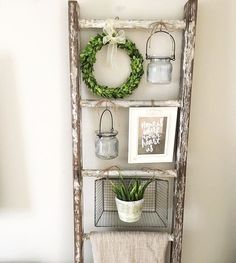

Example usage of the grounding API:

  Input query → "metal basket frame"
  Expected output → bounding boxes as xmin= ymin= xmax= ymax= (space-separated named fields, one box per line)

xmin=94 ymin=177 xmax=170 ymax=228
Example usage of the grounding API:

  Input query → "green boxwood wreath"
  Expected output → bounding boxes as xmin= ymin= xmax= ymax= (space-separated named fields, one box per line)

xmin=80 ymin=33 xmax=144 ymax=99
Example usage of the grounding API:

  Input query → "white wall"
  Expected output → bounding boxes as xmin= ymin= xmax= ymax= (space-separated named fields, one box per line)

xmin=183 ymin=0 xmax=236 ymax=262
xmin=0 ymin=0 xmax=73 ymax=262
xmin=0 ymin=0 xmax=236 ymax=263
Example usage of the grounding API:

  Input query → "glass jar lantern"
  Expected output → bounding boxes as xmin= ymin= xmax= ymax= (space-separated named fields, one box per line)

xmin=146 ymin=30 xmax=176 ymax=84
xmin=95 ymin=109 xmax=119 ymax=160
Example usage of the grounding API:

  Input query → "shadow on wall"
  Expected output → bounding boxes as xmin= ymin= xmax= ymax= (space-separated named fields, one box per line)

xmin=0 ymin=52 xmax=30 ymax=210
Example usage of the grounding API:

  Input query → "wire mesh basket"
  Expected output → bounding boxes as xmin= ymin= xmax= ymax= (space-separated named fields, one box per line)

xmin=94 ymin=177 xmax=170 ymax=228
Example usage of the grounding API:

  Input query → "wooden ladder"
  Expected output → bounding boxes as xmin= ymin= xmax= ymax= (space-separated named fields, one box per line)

xmin=68 ymin=0 xmax=198 ymax=262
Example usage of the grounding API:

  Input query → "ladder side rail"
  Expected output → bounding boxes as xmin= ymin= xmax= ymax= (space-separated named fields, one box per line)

xmin=171 ymin=0 xmax=198 ymax=262
xmin=68 ymin=1 xmax=83 ymax=263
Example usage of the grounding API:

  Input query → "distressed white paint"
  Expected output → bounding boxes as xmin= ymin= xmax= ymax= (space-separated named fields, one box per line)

xmin=82 ymin=169 xmax=177 ymax=178
xmin=80 ymin=99 xmax=181 ymax=108
xmin=79 ymin=19 xmax=186 ymax=30
xmin=0 ymin=1 xmax=236 ymax=263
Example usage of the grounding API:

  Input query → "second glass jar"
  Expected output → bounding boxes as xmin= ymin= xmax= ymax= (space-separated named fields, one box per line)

xmin=95 ymin=109 xmax=119 ymax=160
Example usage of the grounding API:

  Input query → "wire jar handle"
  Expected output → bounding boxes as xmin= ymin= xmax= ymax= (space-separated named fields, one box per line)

xmin=99 ymin=108 xmax=114 ymax=135
xmin=146 ymin=30 xmax=176 ymax=61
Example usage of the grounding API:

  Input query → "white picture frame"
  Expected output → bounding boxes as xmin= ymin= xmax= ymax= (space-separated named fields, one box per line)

xmin=128 ymin=107 xmax=178 ymax=163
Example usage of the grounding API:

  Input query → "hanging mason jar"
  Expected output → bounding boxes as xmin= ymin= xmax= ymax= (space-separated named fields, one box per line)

xmin=146 ymin=29 xmax=176 ymax=84
xmin=95 ymin=109 xmax=119 ymax=160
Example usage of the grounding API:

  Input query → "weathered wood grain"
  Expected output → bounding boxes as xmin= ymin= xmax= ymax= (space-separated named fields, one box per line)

xmin=68 ymin=1 xmax=83 ymax=263
xmin=83 ymin=233 xmax=175 ymax=241
xmin=78 ymin=19 xmax=186 ymax=30
xmin=171 ymin=0 xmax=198 ymax=262
xmin=82 ymin=169 xmax=177 ymax=178
xmin=80 ymin=99 xmax=181 ymax=108
xmin=69 ymin=0 xmax=197 ymax=262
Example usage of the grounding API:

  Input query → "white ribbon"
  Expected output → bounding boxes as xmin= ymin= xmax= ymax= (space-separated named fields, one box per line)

xmin=103 ymin=19 xmax=126 ymax=67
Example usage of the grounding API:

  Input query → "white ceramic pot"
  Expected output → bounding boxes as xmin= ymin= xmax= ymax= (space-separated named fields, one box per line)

xmin=115 ymin=197 xmax=144 ymax=223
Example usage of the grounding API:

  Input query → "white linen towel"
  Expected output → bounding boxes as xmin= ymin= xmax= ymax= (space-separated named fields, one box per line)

xmin=90 ymin=231 xmax=169 ymax=263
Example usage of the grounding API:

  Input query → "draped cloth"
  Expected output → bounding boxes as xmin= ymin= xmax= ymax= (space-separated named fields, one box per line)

xmin=90 ymin=231 xmax=169 ymax=263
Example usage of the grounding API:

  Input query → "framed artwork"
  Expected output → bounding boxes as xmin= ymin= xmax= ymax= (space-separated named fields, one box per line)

xmin=128 ymin=107 xmax=178 ymax=163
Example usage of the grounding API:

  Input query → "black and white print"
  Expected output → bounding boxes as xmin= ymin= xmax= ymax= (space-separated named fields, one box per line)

xmin=128 ymin=107 xmax=178 ymax=163
xmin=138 ymin=117 xmax=167 ymax=155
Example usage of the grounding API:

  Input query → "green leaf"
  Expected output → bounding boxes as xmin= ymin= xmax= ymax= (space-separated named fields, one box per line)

xmin=80 ymin=33 xmax=143 ymax=99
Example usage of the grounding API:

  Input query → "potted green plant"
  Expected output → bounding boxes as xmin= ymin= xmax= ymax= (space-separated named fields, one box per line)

xmin=111 ymin=175 xmax=154 ymax=223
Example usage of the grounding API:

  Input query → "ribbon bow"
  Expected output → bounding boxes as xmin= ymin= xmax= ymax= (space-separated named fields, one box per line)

xmin=103 ymin=19 xmax=126 ymax=67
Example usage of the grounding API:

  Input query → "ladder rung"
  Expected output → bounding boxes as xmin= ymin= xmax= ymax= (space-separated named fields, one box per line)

xmin=82 ymin=169 xmax=177 ymax=178
xmin=78 ymin=19 xmax=186 ymax=31
xmin=83 ymin=232 xmax=174 ymax=241
xmin=80 ymin=99 xmax=181 ymax=108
